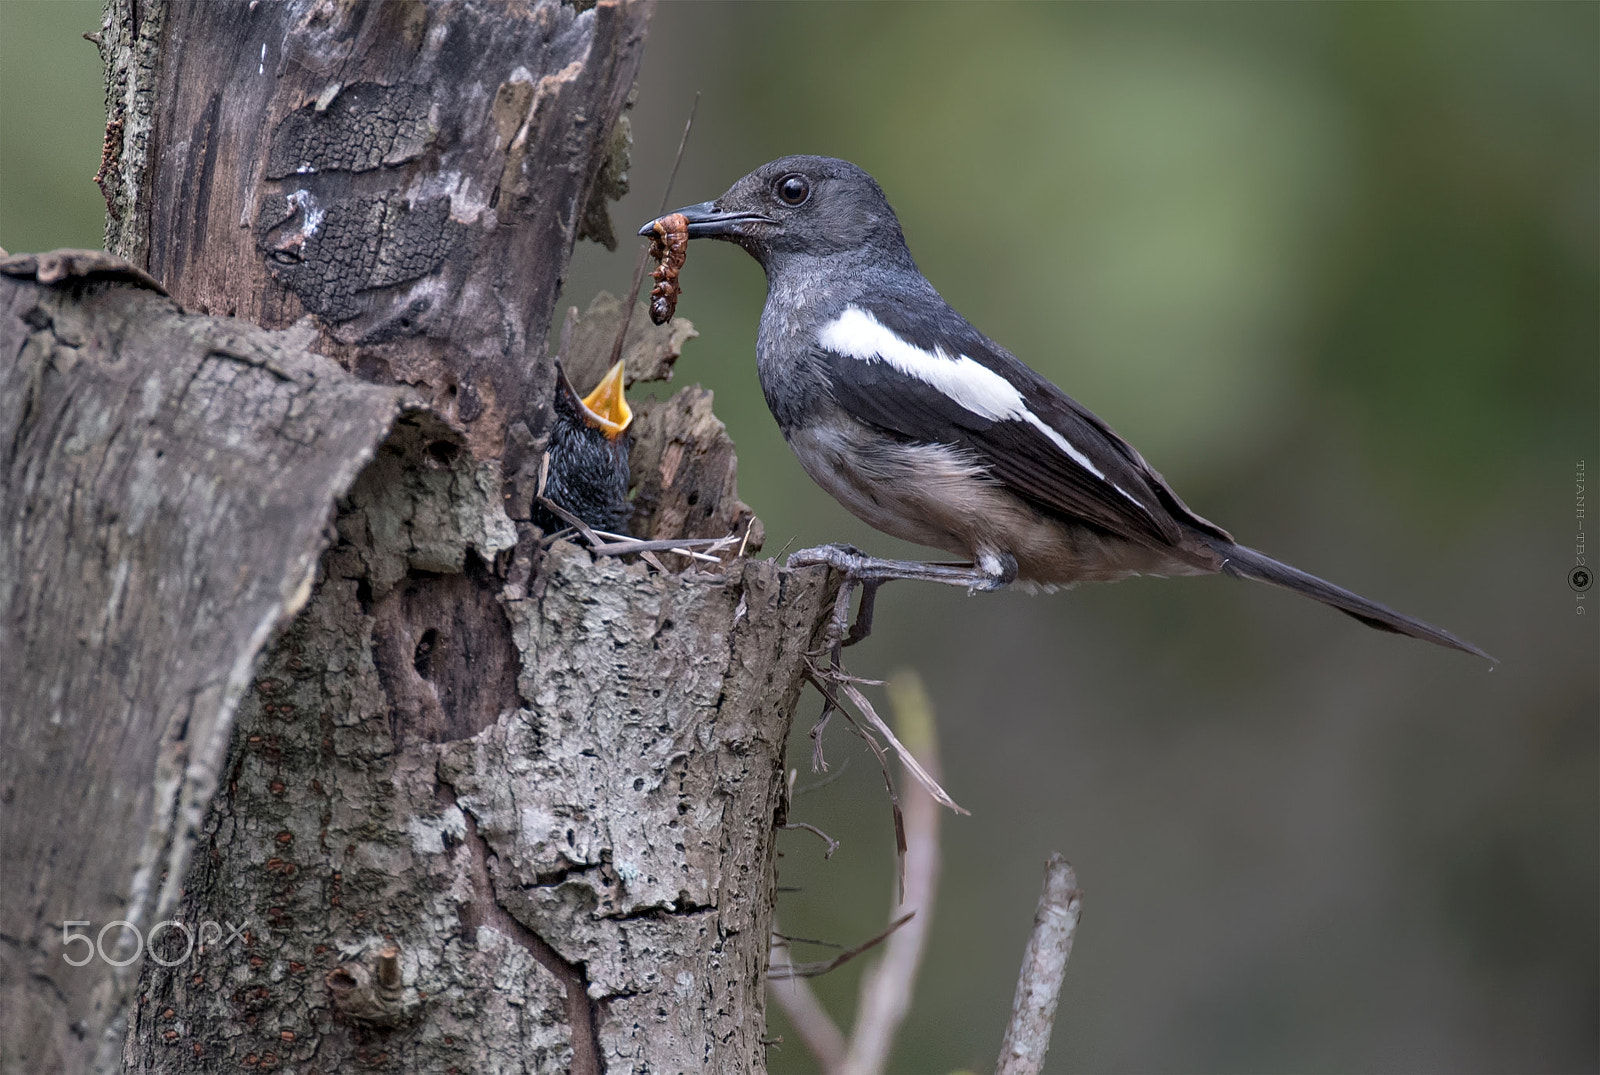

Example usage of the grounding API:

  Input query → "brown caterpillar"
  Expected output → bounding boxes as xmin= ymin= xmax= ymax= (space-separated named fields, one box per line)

xmin=647 ymin=212 xmax=689 ymax=325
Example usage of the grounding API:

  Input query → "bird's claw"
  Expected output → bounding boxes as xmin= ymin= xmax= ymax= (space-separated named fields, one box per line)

xmin=787 ymin=543 xmax=1013 ymax=650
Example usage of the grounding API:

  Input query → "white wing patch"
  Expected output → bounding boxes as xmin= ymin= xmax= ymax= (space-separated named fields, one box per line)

xmin=818 ymin=306 xmax=1144 ymax=508
xmin=820 ymin=305 xmax=1029 ymax=424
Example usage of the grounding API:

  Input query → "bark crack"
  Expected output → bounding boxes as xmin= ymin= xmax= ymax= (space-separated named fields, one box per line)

xmin=606 ymin=901 xmax=716 ymax=923
xmin=439 ymin=780 xmax=604 ymax=1075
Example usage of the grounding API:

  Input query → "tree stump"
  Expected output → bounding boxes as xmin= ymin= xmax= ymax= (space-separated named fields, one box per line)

xmin=0 ymin=3 xmax=834 ymax=1072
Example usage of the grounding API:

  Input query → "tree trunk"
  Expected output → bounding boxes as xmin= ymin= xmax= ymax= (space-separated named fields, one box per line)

xmin=0 ymin=254 xmax=412 ymax=1074
xmin=0 ymin=2 xmax=832 ymax=1072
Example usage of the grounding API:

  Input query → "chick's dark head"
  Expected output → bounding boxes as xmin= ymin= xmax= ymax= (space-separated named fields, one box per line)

xmin=535 ymin=359 xmax=633 ymax=535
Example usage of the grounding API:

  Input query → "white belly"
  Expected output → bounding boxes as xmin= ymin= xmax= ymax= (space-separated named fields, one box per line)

xmin=785 ymin=418 xmax=1009 ymax=558
xmin=783 ymin=414 xmax=1209 ymax=586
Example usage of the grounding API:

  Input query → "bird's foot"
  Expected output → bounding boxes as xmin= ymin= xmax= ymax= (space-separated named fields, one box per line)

xmin=786 ymin=543 xmax=1016 ymax=651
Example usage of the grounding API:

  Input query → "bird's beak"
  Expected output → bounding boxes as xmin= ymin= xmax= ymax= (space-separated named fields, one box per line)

xmin=638 ymin=201 xmax=774 ymax=240
xmin=579 ymin=360 xmax=632 ymax=439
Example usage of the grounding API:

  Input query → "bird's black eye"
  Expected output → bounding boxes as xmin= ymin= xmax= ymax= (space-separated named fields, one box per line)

xmin=776 ymin=173 xmax=811 ymax=207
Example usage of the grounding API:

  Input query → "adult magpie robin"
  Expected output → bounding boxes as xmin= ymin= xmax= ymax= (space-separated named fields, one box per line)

xmin=641 ymin=156 xmax=1490 ymax=660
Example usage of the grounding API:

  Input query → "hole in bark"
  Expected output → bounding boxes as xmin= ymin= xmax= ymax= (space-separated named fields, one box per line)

xmin=686 ymin=491 xmax=699 ymax=506
xmin=413 ymin=629 xmax=438 ymax=678
xmin=566 ymin=829 xmax=575 ymax=847
xmin=426 ymin=440 xmax=460 ymax=466
xmin=633 ymin=778 xmax=644 ymax=791
xmin=370 ymin=563 xmax=520 ymax=744
xmin=397 ymin=297 xmax=429 ymax=332
xmin=353 ymin=353 xmax=392 ymax=383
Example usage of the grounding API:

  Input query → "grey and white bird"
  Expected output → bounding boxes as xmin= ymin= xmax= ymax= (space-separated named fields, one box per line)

xmin=641 ymin=155 xmax=1490 ymax=660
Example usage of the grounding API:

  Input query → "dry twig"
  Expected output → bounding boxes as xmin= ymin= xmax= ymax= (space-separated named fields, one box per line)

xmin=611 ymin=93 xmax=700 ymax=368
xmin=771 ymin=931 xmax=842 ymax=950
xmin=805 ymin=660 xmax=966 ymax=814
xmin=535 ymin=494 xmax=741 ymax=568
xmin=996 ymin=854 xmax=1082 ymax=1075
xmin=805 ymin=665 xmax=910 ymax=892
xmin=793 ymin=757 xmax=851 ymax=796
xmin=841 ymin=672 xmax=944 ymax=1074
xmin=779 ymin=821 xmax=840 ymax=859
xmin=837 ymin=677 xmax=965 ymax=816
xmin=769 ymin=671 xmax=948 ymax=1075
xmin=768 ymin=927 xmax=849 ymax=1070
xmin=766 ymin=913 xmax=915 ymax=981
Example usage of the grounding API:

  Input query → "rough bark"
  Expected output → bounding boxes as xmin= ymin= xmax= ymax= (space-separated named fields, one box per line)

xmin=0 ymin=1 xmax=836 ymax=1072
xmin=96 ymin=0 xmax=648 ymax=480
xmin=112 ymin=434 xmax=824 ymax=1074
xmin=0 ymin=261 xmax=411 ymax=1073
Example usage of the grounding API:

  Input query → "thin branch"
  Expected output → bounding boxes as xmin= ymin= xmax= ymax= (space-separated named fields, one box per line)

xmin=833 ymin=673 xmax=967 ymax=816
xmin=766 ymin=913 xmax=915 ymax=980
xmin=803 ymin=663 xmax=911 ymax=895
xmin=841 ymin=670 xmax=944 ymax=1075
xmin=535 ymin=490 xmax=603 ymax=546
xmin=810 ymin=691 xmax=838 ymax=773
xmin=658 ymin=92 xmax=701 ymax=216
xmin=996 ymin=854 xmax=1082 ymax=1075
xmin=780 ymin=820 xmax=840 ymax=859
xmin=794 ymin=755 xmax=851 ymax=796
xmin=818 ymin=668 xmax=886 ymax=687
xmin=843 ymin=690 xmax=908 ymax=891
xmin=587 ymin=533 xmax=738 ymax=563
xmin=771 ymin=931 xmax=843 ymax=950
xmin=535 ymin=501 xmax=741 ymax=566
xmin=768 ymin=928 xmax=848 ymax=1072
xmin=637 ymin=549 xmax=671 ymax=574
xmin=610 ymin=92 xmax=701 ymax=368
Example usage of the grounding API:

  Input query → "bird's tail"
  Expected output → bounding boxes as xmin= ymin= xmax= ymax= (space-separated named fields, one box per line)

xmin=1210 ymin=541 xmax=1495 ymax=662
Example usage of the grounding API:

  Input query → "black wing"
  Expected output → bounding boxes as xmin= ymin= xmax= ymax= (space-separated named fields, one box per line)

xmin=817 ymin=293 xmax=1231 ymax=550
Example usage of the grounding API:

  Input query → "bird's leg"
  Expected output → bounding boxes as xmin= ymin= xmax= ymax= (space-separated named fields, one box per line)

xmin=844 ymin=579 xmax=885 ymax=648
xmin=789 ymin=542 xmax=1016 ymax=592
xmin=788 ymin=543 xmax=1016 ymax=648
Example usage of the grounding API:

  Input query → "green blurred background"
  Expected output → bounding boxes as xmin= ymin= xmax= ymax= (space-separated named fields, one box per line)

xmin=3 ymin=2 xmax=1595 ymax=1071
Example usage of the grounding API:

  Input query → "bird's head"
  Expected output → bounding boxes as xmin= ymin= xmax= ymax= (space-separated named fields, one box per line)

xmin=555 ymin=359 xmax=632 ymax=440
xmin=640 ymin=156 xmax=910 ymax=272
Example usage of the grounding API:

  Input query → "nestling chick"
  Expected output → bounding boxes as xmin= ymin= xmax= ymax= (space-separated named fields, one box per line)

xmin=534 ymin=359 xmax=633 ymax=535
